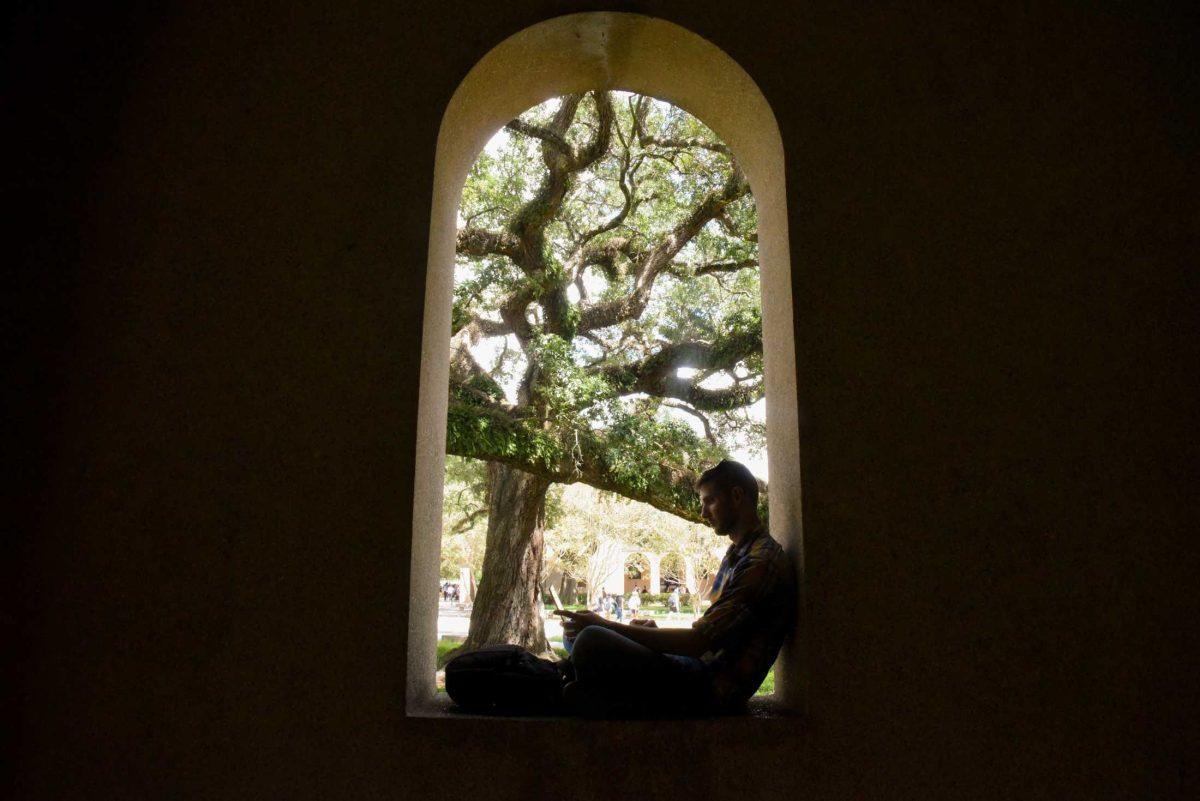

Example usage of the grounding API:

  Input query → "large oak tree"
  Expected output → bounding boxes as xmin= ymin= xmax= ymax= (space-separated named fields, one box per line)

xmin=450 ymin=92 xmax=765 ymax=652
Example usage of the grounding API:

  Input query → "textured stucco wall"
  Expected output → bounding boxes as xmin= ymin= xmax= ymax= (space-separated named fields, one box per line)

xmin=9 ymin=1 xmax=1197 ymax=799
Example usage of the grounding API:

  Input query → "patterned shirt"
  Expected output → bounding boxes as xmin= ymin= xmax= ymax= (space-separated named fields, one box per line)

xmin=692 ymin=527 xmax=795 ymax=708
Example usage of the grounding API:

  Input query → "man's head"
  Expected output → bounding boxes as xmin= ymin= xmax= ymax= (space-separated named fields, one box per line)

xmin=695 ymin=459 xmax=760 ymax=537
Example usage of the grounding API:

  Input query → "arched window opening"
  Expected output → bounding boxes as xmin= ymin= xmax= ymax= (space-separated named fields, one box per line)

xmin=409 ymin=12 xmax=803 ymax=717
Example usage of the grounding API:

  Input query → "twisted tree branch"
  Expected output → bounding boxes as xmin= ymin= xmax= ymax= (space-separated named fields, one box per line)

xmin=666 ymin=258 xmax=759 ymax=279
xmin=663 ymin=400 xmax=717 ymax=445
xmin=456 ymin=227 xmax=522 ymax=260
xmin=504 ymin=118 xmax=572 ymax=159
xmin=578 ymin=167 xmax=750 ymax=333
xmin=591 ymin=325 xmax=762 ymax=409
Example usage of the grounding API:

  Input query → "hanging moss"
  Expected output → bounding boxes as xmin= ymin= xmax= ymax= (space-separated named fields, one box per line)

xmin=449 ymin=373 xmax=505 ymax=407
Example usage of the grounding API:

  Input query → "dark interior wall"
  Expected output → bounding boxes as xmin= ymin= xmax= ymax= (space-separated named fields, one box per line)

xmin=8 ymin=1 xmax=1197 ymax=798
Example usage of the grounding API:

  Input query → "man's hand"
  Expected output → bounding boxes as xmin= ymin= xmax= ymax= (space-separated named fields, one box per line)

xmin=556 ymin=610 xmax=708 ymax=657
xmin=553 ymin=609 xmax=606 ymax=638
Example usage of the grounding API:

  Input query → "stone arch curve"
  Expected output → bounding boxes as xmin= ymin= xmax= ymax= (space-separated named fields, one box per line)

xmin=408 ymin=11 xmax=804 ymax=713
xmin=593 ymin=548 xmax=701 ymax=597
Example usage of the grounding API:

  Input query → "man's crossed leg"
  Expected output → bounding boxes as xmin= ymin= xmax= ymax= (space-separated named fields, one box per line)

xmin=565 ymin=625 xmax=715 ymax=718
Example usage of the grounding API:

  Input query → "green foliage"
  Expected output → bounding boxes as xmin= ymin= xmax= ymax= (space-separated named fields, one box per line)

xmin=527 ymin=333 xmax=614 ymax=420
xmin=450 ymin=370 xmax=505 ymax=406
xmin=453 ymin=256 xmax=521 ymax=333
xmin=592 ymin=412 xmax=713 ymax=496
xmin=755 ymin=666 xmax=775 ymax=696
xmin=440 ymin=455 xmax=488 ymax=578
xmin=446 ymin=405 xmax=564 ymax=471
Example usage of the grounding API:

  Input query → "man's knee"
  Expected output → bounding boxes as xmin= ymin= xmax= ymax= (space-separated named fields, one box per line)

xmin=570 ymin=625 xmax=610 ymax=664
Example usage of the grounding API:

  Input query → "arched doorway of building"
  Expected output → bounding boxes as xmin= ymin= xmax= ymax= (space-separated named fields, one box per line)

xmin=624 ymin=553 xmax=652 ymax=594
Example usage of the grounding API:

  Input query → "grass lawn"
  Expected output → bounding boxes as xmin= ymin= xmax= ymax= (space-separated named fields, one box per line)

xmin=436 ymin=638 xmax=462 ymax=669
xmin=755 ymin=666 xmax=774 ymax=696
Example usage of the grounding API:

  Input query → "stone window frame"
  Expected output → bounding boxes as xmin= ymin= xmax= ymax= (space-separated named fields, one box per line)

xmin=407 ymin=11 xmax=806 ymax=717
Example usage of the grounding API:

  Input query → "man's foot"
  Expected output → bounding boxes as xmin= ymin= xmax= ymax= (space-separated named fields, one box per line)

xmin=554 ymin=658 xmax=576 ymax=684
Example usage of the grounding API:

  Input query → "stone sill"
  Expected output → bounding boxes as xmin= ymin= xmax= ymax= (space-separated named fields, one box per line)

xmin=408 ymin=692 xmax=802 ymax=724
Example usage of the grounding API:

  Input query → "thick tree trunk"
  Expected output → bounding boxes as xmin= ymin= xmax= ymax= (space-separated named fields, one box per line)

xmin=462 ymin=462 xmax=552 ymax=654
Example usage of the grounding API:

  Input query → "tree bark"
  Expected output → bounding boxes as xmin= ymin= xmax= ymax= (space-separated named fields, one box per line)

xmin=462 ymin=462 xmax=552 ymax=654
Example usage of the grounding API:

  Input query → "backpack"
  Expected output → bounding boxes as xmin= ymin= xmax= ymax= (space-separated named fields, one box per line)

xmin=444 ymin=644 xmax=568 ymax=715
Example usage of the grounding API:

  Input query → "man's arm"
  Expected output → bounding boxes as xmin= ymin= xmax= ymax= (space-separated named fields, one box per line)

xmin=556 ymin=610 xmax=711 ymax=657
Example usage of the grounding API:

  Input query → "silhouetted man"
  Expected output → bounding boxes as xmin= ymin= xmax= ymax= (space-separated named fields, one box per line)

xmin=556 ymin=460 xmax=795 ymax=716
